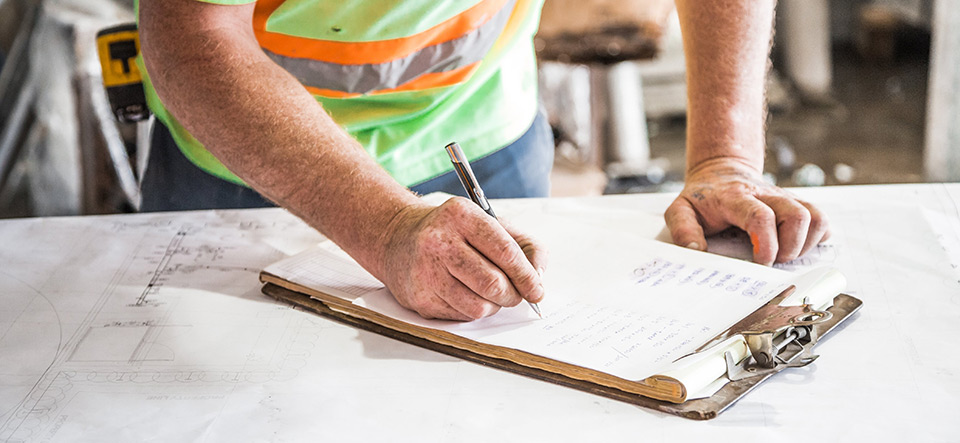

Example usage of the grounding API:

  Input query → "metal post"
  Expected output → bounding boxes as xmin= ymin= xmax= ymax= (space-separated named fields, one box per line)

xmin=780 ymin=0 xmax=833 ymax=99
xmin=589 ymin=62 xmax=652 ymax=177
xmin=605 ymin=61 xmax=651 ymax=174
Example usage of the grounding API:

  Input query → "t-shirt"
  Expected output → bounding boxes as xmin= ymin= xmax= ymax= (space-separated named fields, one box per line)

xmin=136 ymin=0 xmax=544 ymax=187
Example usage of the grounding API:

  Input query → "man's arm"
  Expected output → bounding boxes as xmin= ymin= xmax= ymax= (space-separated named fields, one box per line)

xmin=666 ymin=0 xmax=830 ymax=265
xmin=139 ymin=0 xmax=545 ymax=320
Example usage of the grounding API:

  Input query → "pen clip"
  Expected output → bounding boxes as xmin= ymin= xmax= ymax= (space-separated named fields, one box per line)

xmin=445 ymin=142 xmax=496 ymax=219
xmin=473 ymin=187 xmax=489 ymax=210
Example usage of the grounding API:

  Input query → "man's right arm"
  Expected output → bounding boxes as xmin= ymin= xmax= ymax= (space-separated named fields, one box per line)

xmin=139 ymin=0 xmax=546 ymax=320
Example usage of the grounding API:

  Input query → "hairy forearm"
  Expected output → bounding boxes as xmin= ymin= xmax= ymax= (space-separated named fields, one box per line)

xmin=139 ymin=0 xmax=421 ymax=277
xmin=675 ymin=0 xmax=775 ymax=173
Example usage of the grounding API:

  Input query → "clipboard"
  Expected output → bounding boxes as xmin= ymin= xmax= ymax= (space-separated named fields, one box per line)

xmin=261 ymin=277 xmax=862 ymax=420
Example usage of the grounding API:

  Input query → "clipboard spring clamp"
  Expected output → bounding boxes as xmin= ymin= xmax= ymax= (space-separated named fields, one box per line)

xmin=723 ymin=296 xmax=833 ymax=382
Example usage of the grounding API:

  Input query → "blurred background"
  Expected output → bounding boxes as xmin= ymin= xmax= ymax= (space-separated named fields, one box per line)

xmin=0 ymin=0 xmax=957 ymax=218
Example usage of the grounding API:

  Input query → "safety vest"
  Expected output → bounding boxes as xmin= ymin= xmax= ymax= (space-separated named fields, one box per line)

xmin=137 ymin=0 xmax=544 ymax=187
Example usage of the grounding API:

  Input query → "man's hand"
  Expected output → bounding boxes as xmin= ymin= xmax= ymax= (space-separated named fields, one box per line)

xmin=377 ymin=198 xmax=546 ymax=321
xmin=665 ymin=158 xmax=830 ymax=266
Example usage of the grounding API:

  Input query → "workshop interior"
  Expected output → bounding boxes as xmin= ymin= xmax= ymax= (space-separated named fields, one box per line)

xmin=0 ymin=0 xmax=951 ymax=218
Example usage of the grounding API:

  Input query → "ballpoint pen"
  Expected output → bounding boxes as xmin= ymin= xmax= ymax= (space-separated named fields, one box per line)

xmin=444 ymin=142 xmax=543 ymax=319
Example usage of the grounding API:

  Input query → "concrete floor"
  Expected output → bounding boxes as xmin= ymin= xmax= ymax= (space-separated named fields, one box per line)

xmin=551 ymin=41 xmax=931 ymax=196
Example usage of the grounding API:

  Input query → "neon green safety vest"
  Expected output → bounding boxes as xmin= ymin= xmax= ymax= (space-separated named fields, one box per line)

xmin=136 ymin=0 xmax=544 ymax=187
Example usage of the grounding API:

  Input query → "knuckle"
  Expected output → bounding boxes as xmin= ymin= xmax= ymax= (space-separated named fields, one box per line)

xmin=394 ymin=294 xmax=416 ymax=312
xmin=720 ymin=184 xmax=749 ymax=200
xmin=665 ymin=199 xmax=684 ymax=215
xmin=747 ymin=207 xmax=775 ymax=229
xmin=477 ymin=273 xmax=508 ymax=299
xmin=462 ymin=302 xmax=488 ymax=320
xmin=511 ymin=272 xmax=538 ymax=297
xmin=444 ymin=197 xmax=473 ymax=215
xmin=495 ymin=245 xmax=524 ymax=267
xmin=415 ymin=307 xmax=438 ymax=320
xmin=718 ymin=188 xmax=738 ymax=201
xmin=665 ymin=204 xmax=692 ymax=227
xmin=519 ymin=239 xmax=539 ymax=258
xmin=782 ymin=206 xmax=811 ymax=226
xmin=415 ymin=295 xmax=458 ymax=320
xmin=503 ymin=294 xmax=522 ymax=308
xmin=810 ymin=214 xmax=828 ymax=236
xmin=511 ymin=229 xmax=533 ymax=247
xmin=778 ymin=244 xmax=801 ymax=260
xmin=516 ymin=266 xmax=538 ymax=285
xmin=478 ymin=303 xmax=500 ymax=318
xmin=806 ymin=218 xmax=822 ymax=237
xmin=402 ymin=294 xmax=437 ymax=319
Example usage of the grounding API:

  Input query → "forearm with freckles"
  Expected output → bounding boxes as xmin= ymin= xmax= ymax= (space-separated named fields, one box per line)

xmin=139 ymin=0 xmax=422 ymax=278
xmin=675 ymin=0 xmax=775 ymax=173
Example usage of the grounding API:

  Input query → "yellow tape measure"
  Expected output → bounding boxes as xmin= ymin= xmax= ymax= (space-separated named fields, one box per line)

xmin=97 ymin=24 xmax=142 ymax=87
xmin=96 ymin=24 xmax=149 ymax=122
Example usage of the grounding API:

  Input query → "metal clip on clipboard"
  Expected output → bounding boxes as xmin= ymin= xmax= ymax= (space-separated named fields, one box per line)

xmin=696 ymin=285 xmax=837 ymax=382
xmin=655 ymin=272 xmax=862 ymax=420
xmin=730 ymin=287 xmax=834 ymax=380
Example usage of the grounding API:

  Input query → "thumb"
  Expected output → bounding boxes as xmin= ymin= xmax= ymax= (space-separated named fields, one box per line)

xmin=665 ymin=197 xmax=707 ymax=252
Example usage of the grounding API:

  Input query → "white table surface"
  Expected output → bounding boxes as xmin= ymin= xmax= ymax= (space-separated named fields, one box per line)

xmin=1 ymin=184 xmax=958 ymax=442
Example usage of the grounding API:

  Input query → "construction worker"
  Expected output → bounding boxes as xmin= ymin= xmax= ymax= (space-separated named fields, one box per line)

xmin=138 ymin=0 xmax=829 ymax=320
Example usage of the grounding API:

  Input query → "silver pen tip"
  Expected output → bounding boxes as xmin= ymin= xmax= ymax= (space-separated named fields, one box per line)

xmin=530 ymin=302 xmax=542 ymax=319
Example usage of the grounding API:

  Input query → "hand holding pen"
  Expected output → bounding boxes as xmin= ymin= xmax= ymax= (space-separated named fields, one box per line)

xmin=373 ymin=145 xmax=547 ymax=321
xmin=445 ymin=142 xmax=544 ymax=318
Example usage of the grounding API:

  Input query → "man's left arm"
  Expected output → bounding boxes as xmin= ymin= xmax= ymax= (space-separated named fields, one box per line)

xmin=666 ymin=0 xmax=830 ymax=266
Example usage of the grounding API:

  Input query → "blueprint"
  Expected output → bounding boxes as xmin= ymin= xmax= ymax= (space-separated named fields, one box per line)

xmin=0 ymin=209 xmax=325 ymax=442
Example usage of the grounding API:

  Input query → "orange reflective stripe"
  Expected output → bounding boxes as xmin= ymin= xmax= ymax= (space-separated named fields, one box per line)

xmin=301 ymin=88 xmax=360 ymax=99
xmin=264 ymin=0 xmax=514 ymax=95
xmin=387 ymin=62 xmax=481 ymax=93
xmin=490 ymin=0 xmax=534 ymax=55
xmin=303 ymin=62 xmax=481 ymax=98
xmin=254 ymin=0 xmax=511 ymax=65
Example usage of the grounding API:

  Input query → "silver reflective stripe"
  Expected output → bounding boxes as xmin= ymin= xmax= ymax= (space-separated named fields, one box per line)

xmin=263 ymin=0 xmax=516 ymax=95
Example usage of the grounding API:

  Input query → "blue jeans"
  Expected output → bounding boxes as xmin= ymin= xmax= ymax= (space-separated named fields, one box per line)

xmin=140 ymin=111 xmax=553 ymax=211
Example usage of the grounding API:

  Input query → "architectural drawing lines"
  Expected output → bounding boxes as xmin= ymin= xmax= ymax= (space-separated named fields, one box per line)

xmin=0 ymin=270 xmax=64 ymax=439
xmin=137 ymin=230 xmax=188 ymax=306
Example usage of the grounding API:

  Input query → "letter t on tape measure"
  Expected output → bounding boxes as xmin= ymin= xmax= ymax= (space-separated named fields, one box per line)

xmin=96 ymin=24 xmax=150 ymax=123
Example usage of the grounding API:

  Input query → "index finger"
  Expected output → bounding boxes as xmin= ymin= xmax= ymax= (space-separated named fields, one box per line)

xmin=458 ymin=212 xmax=545 ymax=304
xmin=500 ymin=219 xmax=549 ymax=277
xmin=664 ymin=197 xmax=707 ymax=251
